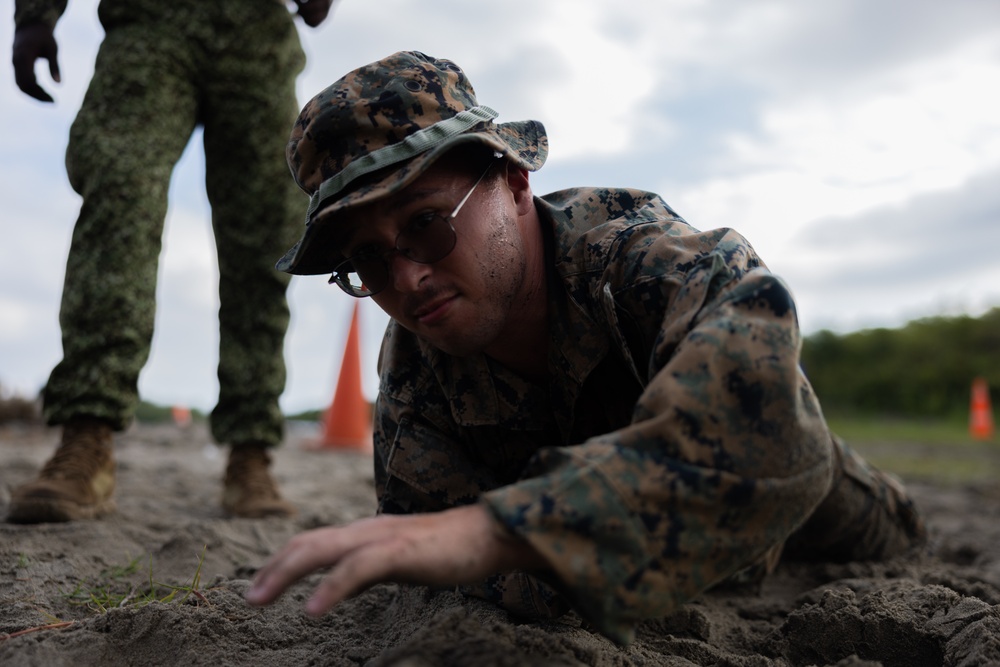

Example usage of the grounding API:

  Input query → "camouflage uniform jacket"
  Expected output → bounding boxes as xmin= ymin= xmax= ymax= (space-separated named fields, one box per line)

xmin=373 ymin=187 xmax=834 ymax=644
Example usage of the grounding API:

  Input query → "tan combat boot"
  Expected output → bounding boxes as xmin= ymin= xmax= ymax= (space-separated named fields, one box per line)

xmin=222 ymin=445 xmax=296 ymax=518
xmin=6 ymin=417 xmax=116 ymax=523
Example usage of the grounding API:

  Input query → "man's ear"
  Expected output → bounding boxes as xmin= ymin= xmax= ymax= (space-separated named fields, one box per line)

xmin=503 ymin=163 xmax=534 ymax=215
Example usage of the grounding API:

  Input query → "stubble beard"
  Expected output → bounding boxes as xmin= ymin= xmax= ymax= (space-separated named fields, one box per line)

xmin=426 ymin=211 xmax=526 ymax=359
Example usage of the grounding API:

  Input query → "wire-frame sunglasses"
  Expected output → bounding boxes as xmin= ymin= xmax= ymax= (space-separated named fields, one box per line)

xmin=329 ymin=156 xmax=501 ymax=297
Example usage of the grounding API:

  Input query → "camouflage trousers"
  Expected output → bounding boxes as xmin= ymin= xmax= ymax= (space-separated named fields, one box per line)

xmin=782 ymin=435 xmax=927 ymax=562
xmin=42 ymin=0 xmax=307 ymax=447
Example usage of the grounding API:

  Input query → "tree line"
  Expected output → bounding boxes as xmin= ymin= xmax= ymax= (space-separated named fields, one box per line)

xmin=800 ymin=307 xmax=1000 ymax=420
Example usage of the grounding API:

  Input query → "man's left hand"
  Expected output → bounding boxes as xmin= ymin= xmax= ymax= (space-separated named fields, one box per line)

xmin=245 ymin=503 xmax=545 ymax=615
xmin=293 ymin=0 xmax=334 ymax=27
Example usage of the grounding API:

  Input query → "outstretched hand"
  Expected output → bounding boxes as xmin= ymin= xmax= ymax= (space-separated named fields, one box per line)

xmin=12 ymin=22 xmax=60 ymax=102
xmin=245 ymin=503 xmax=545 ymax=615
xmin=293 ymin=0 xmax=334 ymax=28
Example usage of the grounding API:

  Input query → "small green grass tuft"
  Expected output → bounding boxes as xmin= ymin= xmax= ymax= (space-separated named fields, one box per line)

xmin=61 ymin=546 xmax=210 ymax=614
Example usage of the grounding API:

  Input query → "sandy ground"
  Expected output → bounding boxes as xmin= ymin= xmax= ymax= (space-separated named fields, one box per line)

xmin=2 ymin=421 xmax=1000 ymax=667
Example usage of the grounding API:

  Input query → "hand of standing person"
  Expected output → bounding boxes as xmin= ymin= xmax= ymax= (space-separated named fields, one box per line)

xmin=293 ymin=0 xmax=334 ymax=28
xmin=245 ymin=503 xmax=546 ymax=614
xmin=12 ymin=22 xmax=60 ymax=102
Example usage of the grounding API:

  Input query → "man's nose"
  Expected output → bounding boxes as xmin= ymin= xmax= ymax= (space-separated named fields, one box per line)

xmin=389 ymin=253 xmax=433 ymax=293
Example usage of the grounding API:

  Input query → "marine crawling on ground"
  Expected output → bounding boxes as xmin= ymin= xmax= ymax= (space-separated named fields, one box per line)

xmin=245 ymin=50 xmax=926 ymax=644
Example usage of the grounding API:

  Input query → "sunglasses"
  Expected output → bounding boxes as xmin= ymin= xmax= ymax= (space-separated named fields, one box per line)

xmin=329 ymin=157 xmax=499 ymax=297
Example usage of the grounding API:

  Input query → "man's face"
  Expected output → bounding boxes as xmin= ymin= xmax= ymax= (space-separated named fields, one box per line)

xmin=334 ymin=159 xmax=530 ymax=358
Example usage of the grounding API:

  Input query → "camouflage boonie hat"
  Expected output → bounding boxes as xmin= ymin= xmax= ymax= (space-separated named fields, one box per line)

xmin=276 ymin=50 xmax=549 ymax=275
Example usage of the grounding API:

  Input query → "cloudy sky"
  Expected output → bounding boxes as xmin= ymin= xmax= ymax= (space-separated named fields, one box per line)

xmin=2 ymin=0 xmax=999 ymax=415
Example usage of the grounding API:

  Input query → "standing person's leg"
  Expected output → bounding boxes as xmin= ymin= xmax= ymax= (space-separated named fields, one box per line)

xmin=200 ymin=0 xmax=306 ymax=518
xmin=7 ymin=23 xmax=199 ymax=523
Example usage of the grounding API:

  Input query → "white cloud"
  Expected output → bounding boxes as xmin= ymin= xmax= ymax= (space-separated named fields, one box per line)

xmin=504 ymin=1 xmax=662 ymax=160
xmin=667 ymin=30 xmax=1000 ymax=277
xmin=731 ymin=34 xmax=1000 ymax=185
xmin=0 ymin=297 xmax=33 ymax=342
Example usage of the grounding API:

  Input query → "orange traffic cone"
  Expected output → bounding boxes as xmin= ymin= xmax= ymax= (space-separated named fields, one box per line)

xmin=171 ymin=405 xmax=192 ymax=428
xmin=969 ymin=377 xmax=994 ymax=441
xmin=315 ymin=302 xmax=373 ymax=452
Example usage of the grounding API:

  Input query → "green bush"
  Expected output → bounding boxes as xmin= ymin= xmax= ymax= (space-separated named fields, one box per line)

xmin=801 ymin=307 xmax=1000 ymax=420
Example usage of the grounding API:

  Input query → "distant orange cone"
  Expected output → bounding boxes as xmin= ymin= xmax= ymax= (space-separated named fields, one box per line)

xmin=316 ymin=302 xmax=372 ymax=452
xmin=171 ymin=405 xmax=192 ymax=428
xmin=969 ymin=377 xmax=994 ymax=441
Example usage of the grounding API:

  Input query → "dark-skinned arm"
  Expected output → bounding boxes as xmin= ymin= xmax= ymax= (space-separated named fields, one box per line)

xmin=12 ymin=20 xmax=59 ymax=102
xmin=293 ymin=0 xmax=334 ymax=28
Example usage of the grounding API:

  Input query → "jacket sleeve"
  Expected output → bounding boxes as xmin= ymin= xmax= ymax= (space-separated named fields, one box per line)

xmin=481 ymin=222 xmax=835 ymax=644
xmin=371 ymin=377 xmax=574 ymax=623
xmin=14 ymin=0 xmax=68 ymax=28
